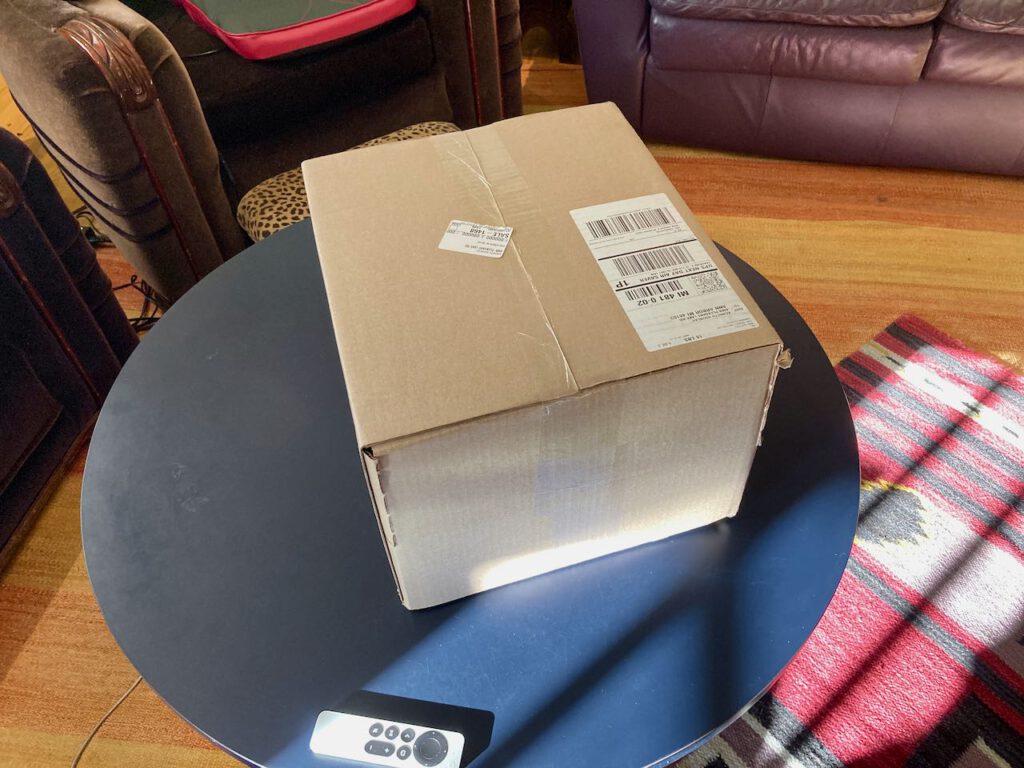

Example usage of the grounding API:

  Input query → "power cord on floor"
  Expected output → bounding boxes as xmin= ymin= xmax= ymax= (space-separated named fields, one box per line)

xmin=73 ymin=207 xmax=165 ymax=332
xmin=72 ymin=205 xmax=112 ymax=249
xmin=112 ymin=275 xmax=167 ymax=333
xmin=70 ymin=674 xmax=143 ymax=767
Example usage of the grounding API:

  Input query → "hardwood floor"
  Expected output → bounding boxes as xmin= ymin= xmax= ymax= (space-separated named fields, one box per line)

xmin=0 ymin=49 xmax=1022 ymax=768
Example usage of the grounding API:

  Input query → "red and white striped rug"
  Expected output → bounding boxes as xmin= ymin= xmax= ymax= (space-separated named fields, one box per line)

xmin=681 ymin=315 xmax=1024 ymax=767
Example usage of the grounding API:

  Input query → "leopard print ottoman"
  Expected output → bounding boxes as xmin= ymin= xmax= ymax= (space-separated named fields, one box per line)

xmin=236 ymin=121 xmax=461 ymax=242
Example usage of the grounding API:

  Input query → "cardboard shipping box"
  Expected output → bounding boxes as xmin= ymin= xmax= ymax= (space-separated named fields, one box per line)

xmin=303 ymin=103 xmax=786 ymax=610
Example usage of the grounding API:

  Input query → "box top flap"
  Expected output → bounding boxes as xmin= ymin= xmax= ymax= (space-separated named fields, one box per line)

xmin=303 ymin=103 xmax=781 ymax=448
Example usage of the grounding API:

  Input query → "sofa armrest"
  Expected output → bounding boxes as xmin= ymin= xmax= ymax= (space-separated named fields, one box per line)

xmin=573 ymin=0 xmax=652 ymax=127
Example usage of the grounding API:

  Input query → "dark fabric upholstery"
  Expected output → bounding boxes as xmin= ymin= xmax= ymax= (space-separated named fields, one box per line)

xmin=575 ymin=0 xmax=650 ymax=127
xmin=147 ymin=8 xmax=437 ymax=143
xmin=575 ymin=0 xmax=1024 ymax=176
xmin=0 ymin=128 xmax=137 ymax=555
xmin=0 ymin=346 xmax=62 ymax=498
xmin=650 ymin=0 xmax=945 ymax=27
xmin=943 ymin=0 xmax=1024 ymax=35
xmin=497 ymin=0 xmax=525 ymax=118
xmin=0 ymin=130 xmax=134 ymax=392
xmin=219 ymin=71 xmax=454 ymax=195
xmin=0 ymin=0 xmax=243 ymax=302
xmin=4 ymin=134 xmax=138 ymax=367
xmin=0 ymin=0 xmax=521 ymax=303
xmin=925 ymin=20 xmax=1024 ymax=87
xmin=650 ymin=14 xmax=932 ymax=85
xmin=80 ymin=0 xmax=248 ymax=269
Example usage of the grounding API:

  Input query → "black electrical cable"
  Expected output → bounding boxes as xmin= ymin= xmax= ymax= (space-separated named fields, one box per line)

xmin=73 ymin=205 xmax=112 ymax=247
xmin=112 ymin=275 xmax=166 ymax=332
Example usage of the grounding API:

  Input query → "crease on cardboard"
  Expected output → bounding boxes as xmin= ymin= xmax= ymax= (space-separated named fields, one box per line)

xmin=372 ymin=342 xmax=784 ymax=456
xmin=510 ymin=242 xmax=576 ymax=389
xmin=756 ymin=344 xmax=791 ymax=447
xmin=361 ymin=448 xmax=405 ymax=603
xmin=443 ymin=133 xmax=577 ymax=392
xmin=445 ymin=149 xmax=494 ymax=190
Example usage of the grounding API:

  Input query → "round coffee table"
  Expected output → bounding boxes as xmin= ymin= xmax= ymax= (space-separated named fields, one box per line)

xmin=82 ymin=220 xmax=859 ymax=768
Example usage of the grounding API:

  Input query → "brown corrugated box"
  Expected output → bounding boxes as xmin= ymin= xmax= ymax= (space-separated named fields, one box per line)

xmin=302 ymin=103 xmax=786 ymax=610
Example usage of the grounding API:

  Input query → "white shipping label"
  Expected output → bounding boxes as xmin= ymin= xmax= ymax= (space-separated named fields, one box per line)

xmin=438 ymin=220 xmax=513 ymax=258
xmin=570 ymin=193 xmax=758 ymax=351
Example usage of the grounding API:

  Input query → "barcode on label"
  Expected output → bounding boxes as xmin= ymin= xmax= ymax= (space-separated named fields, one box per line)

xmin=622 ymin=279 xmax=687 ymax=302
xmin=585 ymin=207 xmax=673 ymax=239
xmin=610 ymin=244 xmax=693 ymax=277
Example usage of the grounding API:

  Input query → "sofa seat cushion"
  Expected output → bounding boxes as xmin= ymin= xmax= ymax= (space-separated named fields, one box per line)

xmin=650 ymin=0 xmax=945 ymax=27
xmin=924 ymin=21 xmax=1024 ymax=87
xmin=148 ymin=5 xmax=436 ymax=143
xmin=650 ymin=13 xmax=932 ymax=85
xmin=943 ymin=0 xmax=1024 ymax=35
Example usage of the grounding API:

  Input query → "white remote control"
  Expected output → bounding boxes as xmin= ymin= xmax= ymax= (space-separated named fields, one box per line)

xmin=309 ymin=711 xmax=464 ymax=767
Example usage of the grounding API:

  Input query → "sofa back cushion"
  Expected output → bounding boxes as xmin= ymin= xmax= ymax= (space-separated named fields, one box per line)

xmin=651 ymin=0 xmax=944 ymax=27
xmin=943 ymin=0 xmax=1024 ymax=35
xmin=924 ymin=21 xmax=1024 ymax=86
xmin=651 ymin=14 xmax=933 ymax=85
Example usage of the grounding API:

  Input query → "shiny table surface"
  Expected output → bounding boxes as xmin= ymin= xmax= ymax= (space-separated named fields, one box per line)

xmin=82 ymin=220 xmax=859 ymax=767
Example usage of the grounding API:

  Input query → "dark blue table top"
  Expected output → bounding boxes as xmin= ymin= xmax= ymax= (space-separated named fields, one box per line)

xmin=81 ymin=220 xmax=859 ymax=768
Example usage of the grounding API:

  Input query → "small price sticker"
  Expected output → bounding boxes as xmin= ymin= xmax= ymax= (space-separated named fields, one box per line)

xmin=438 ymin=220 xmax=513 ymax=258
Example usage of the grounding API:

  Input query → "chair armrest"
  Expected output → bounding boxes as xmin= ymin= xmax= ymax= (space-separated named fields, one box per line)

xmin=0 ymin=0 xmax=245 ymax=304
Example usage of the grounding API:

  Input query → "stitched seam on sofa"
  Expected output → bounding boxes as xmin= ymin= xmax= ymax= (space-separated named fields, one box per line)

xmin=876 ymin=84 xmax=908 ymax=166
xmin=663 ymin=1 xmax=943 ymax=26
xmin=950 ymin=7 xmax=1024 ymax=30
xmin=12 ymin=98 xmax=146 ymax=184
xmin=50 ymin=169 xmax=162 ymax=219
xmin=55 ymin=172 xmax=173 ymax=244
xmin=754 ymin=75 xmax=774 ymax=144
xmin=1010 ymin=135 xmax=1024 ymax=174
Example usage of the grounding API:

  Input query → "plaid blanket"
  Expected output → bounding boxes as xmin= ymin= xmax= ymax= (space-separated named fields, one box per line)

xmin=680 ymin=315 xmax=1024 ymax=767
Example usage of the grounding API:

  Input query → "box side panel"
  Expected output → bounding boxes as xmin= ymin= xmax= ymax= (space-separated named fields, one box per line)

xmin=378 ymin=344 xmax=781 ymax=610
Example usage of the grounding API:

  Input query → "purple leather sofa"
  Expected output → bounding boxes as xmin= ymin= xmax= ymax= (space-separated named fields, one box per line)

xmin=574 ymin=0 xmax=1024 ymax=175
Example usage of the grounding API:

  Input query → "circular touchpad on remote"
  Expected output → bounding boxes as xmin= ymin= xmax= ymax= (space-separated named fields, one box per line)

xmin=413 ymin=731 xmax=448 ymax=766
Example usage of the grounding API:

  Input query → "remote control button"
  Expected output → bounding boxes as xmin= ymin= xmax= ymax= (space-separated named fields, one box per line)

xmin=397 ymin=745 xmax=411 ymax=760
xmin=385 ymin=725 xmax=400 ymax=740
xmin=369 ymin=722 xmax=384 ymax=737
xmin=413 ymin=731 xmax=448 ymax=766
xmin=401 ymin=728 xmax=416 ymax=743
xmin=365 ymin=740 xmax=395 ymax=757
